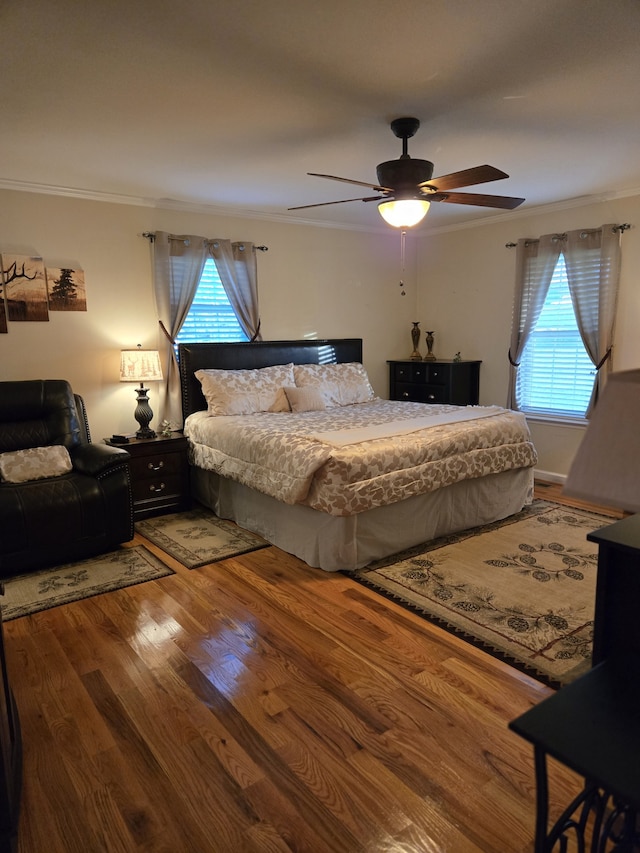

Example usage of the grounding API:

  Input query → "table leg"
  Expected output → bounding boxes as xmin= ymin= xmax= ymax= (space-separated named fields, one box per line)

xmin=533 ymin=746 xmax=549 ymax=853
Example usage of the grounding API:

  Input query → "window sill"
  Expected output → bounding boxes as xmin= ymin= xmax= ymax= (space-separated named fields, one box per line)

xmin=523 ymin=412 xmax=588 ymax=428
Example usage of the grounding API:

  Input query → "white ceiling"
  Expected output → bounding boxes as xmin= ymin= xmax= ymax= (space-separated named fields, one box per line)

xmin=2 ymin=0 xmax=640 ymax=233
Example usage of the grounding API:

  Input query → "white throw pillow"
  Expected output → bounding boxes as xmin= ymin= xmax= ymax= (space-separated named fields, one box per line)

xmin=293 ymin=362 xmax=375 ymax=407
xmin=0 ymin=445 xmax=73 ymax=483
xmin=195 ymin=363 xmax=294 ymax=416
xmin=283 ymin=386 xmax=330 ymax=413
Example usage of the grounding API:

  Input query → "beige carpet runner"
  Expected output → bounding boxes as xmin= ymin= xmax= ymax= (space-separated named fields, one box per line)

xmin=2 ymin=546 xmax=173 ymax=621
xmin=354 ymin=500 xmax=614 ymax=687
xmin=136 ymin=507 xmax=269 ymax=568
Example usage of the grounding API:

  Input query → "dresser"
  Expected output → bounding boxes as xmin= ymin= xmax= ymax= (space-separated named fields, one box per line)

xmin=121 ymin=434 xmax=190 ymax=520
xmin=387 ymin=360 xmax=481 ymax=405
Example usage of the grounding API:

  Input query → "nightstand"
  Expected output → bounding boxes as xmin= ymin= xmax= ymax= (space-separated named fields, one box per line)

xmin=117 ymin=434 xmax=190 ymax=520
xmin=387 ymin=359 xmax=481 ymax=405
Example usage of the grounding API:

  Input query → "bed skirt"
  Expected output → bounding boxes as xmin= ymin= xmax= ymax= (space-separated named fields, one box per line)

xmin=190 ymin=466 xmax=535 ymax=572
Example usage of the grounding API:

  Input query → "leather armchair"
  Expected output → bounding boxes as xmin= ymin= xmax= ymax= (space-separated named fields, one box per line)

xmin=0 ymin=379 xmax=134 ymax=576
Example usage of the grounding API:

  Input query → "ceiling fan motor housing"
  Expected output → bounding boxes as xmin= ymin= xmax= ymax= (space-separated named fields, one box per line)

xmin=376 ymin=158 xmax=434 ymax=196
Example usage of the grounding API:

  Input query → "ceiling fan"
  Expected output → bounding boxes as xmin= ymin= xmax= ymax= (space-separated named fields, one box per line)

xmin=288 ymin=117 xmax=525 ymax=227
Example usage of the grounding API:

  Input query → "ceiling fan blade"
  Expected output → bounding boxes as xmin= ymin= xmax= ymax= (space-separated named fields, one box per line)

xmin=288 ymin=195 xmax=383 ymax=211
xmin=430 ymin=191 xmax=525 ymax=209
xmin=419 ymin=165 xmax=509 ymax=192
xmin=308 ymin=172 xmax=393 ymax=193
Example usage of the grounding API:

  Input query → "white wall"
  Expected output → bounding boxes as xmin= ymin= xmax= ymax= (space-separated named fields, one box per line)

xmin=0 ymin=188 xmax=420 ymax=440
xmin=417 ymin=193 xmax=640 ymax=477
xmin=2 ymin=186 xmax=639 ymax=478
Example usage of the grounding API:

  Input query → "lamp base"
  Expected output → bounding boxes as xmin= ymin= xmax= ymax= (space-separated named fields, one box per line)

xmin=133 ymin=385 xmax=156 ymax=440
xmin=135 ymin=426 xmax=157 ymax=440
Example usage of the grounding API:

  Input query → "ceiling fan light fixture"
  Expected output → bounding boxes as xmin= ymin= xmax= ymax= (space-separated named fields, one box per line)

xmin=378 ymin=198 xmax=430 ymax=228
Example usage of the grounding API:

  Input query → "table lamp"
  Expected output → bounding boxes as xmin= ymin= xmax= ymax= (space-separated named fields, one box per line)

xmin=563 ymin=369 xmax=640 ymax=513
xmin=119 ymin=346 xmax=163 ymax=439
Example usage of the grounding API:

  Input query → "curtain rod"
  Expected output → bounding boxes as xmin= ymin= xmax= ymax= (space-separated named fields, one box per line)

xmin=505 ymin=223 xmax=631 ymax=248
xmin=141 ymin=232 xmax=268 ymax=251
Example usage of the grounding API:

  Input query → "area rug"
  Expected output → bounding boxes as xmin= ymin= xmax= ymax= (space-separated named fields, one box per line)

xmin=354 ymin=500 xmax=616 ymax=688
xmin=2 ymin=546 xmax=174 ymax=621
xmin=135 ymin=507 xmax=269 ymax=569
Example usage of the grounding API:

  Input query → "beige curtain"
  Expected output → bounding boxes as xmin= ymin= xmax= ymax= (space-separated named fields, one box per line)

xmin=564 ymin=225 xmax=621 ymax=414
xmin=507 ymin=225 xmax=622 ymax=414
xmin=151 ymin=232 xmax=263 ymax=426
xmin=507 ymin=234 xmax=562 ymax=409
xmin=207 ymin=240 xmax=262 ymax=341
xmin=152 ymin=232 xmax=207 ymax=426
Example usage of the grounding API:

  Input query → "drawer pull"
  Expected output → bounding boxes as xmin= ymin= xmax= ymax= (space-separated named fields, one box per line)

xmin=147 ymin=461 xmax=164 ymax=471
xmin=427 ymin=394 xmax=436 ymax=401
xmin=402 ymin=391 xmax=410 ymax=398
xmin=149 ymin=483 xmax=166 ymax=493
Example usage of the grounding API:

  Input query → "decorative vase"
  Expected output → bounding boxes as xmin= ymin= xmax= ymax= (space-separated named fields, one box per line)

xmin=410 ymin=322 xmax=421 ymax=360
xmin=424 ymin=330 xmax=436 ymax=361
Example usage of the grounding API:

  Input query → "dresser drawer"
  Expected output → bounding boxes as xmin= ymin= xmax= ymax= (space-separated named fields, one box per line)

xmin=392 ymin=362 xmax=450 ymax=384
xmin=395 ymin=382 xmax=450 ymax=403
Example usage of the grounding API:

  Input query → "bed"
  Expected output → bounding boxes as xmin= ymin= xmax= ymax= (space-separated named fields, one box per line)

xmin=179 ymin=339 xmax=537 ymax=572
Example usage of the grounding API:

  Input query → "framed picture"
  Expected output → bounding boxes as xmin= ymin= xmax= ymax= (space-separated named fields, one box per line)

xmin=46 ymin=267 xmax=87 ymax=311
xmin=0 ymin=279 xmax=6 ymax=334
xmin=1 ymin=254 xmax=49 ymax=322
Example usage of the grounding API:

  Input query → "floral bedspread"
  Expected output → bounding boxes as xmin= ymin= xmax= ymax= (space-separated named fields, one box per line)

xmin=184 ymin=400 xmax=538 ymax=516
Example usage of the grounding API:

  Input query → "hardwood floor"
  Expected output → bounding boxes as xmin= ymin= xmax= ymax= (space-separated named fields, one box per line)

xmin=4 ymin=485 xmax=613 ymax=852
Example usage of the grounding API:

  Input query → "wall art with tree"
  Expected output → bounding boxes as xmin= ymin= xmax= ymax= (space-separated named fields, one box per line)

xmin=46 ymin=267 xmax=87 ymax=311
xmin=0 ymin=254 xmax=49 ymax=324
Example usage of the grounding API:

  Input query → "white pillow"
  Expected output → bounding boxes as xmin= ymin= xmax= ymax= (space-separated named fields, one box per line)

xmin=283 ymin=386 xmax=330 ymax=413
xmin=196 ymin=363 xmax=294 ymax=416
xmin=0 ymin=445 xmax=73 ymax=484
xmin=293 ymin=362 xmax=375 ymax=407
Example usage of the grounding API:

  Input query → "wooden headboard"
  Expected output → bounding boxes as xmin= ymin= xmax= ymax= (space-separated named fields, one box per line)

xmin=178 ymin=338 xmax=363 ymax=420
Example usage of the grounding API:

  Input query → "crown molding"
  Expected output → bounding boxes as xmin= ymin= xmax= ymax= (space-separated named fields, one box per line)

xmin=419 ymin=185 xmax=640 ymax=238
xmin=0 ymin=178 xmax=383 ymax=234
xmin=1 ymin=177 xmax=638 ymax=237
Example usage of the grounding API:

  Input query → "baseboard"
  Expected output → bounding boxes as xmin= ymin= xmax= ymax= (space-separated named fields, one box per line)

xmin=534 ymin=469 xmax=567 ymax=485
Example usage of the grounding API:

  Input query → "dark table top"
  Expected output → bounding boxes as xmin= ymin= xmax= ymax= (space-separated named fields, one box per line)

xmin=509 ymin=662 xmax=640 ymax=809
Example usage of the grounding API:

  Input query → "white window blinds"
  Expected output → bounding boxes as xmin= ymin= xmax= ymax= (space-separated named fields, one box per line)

xmin=516 ymin=254 xmax=595 ymax=418
xmin=175 ymin=258 xmax=249 ymax=344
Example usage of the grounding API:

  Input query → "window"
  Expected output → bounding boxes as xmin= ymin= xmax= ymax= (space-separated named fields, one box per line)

xmin=175 ymin=258 xmax=248 ymax=346
xmin=516 ymin=254 xmax=595 ymax=419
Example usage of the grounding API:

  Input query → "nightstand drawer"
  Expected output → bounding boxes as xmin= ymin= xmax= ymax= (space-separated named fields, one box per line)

xmin=130 ymin=472 xmax=184 ymax=503
xmin=129 ymin=452 xmax=184 ymax=481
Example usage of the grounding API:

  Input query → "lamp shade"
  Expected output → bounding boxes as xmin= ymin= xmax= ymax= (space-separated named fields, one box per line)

xmin=119 ymin=349 xmax=163 ymax=383
xmin=564 ymin=369 xmax=640 ymax=513
xmin=378 ymin=198 xmax=430 ymax=228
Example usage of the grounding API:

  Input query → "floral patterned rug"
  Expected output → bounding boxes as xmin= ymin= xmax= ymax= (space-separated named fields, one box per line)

xmin=136 ymin=507 xmax=269 ymax=569
xmin=2 ymin=546 xmax=174 ymax=621
xmin=354 ymin=500 xmax=616 ymax=688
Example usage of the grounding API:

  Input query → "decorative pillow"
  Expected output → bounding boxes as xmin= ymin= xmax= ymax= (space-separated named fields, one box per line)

xmin=283 ymin=386 xmax=330 ymax=413
xmin=0 ymin=445 xmax=73 ymax=484
xmin=293 ymin=362 xmax=375 ymax=407
xmin=195 ymin=363 xmax=295 ymax=416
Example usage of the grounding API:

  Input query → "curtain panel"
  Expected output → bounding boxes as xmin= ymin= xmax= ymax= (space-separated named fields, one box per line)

xmin=507 ymin=224 xmax=622 ymax=417
xmin=150 ymin=231 xmax=262 ymax=426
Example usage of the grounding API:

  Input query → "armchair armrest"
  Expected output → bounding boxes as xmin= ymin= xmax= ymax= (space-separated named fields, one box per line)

xmin=71 ymin=443 xmax=130 ymax=478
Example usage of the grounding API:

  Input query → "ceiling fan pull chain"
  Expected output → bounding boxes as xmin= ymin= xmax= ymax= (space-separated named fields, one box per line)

xmin=399 ymin=228 xmax=407 ymax=296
